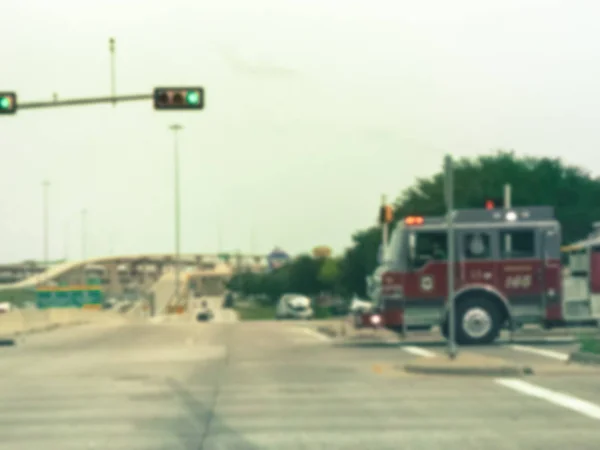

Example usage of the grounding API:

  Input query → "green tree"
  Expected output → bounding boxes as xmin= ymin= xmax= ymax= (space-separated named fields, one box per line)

xmin=287 ymin=255 xmax=322 ymax=295
xmin=339 ymin=228 xmax=381 ymax=297
xmin=317 ymin=257 xmax=342 ymax=292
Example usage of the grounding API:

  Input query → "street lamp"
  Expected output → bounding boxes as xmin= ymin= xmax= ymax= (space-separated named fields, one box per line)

xmin=81 ymin=208 xmax=88 ymax=260
xmin=170 ymin=124 xmax=183 ymax=302
xmin=42 ymin=180 xmax=50 ymax=265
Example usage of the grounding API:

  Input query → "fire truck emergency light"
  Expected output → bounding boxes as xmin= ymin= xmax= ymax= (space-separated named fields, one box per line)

xmin=404 ymin=216 xmax=424 ymax=225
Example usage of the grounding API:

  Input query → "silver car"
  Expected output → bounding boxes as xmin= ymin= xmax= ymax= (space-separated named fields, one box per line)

xmin=275 ymin=294 xmax=314 ymax=320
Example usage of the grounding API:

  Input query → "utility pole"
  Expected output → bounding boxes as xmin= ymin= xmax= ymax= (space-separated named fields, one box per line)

xmin=217 ymin=221 xmax=223 ymax=254
xmin=444 ymin=155 xmax=457 ymax=359
xmin=170 ymin=124 xmax=183 ymax=303
xmin=64 ymin=222 xmax=69 ymax=261
xmin=250 ymin=226 xmax=256 ymax=256
xmin=109 ymin=38 xmax=116 ymax=107
xmin=42 ymin=180 xmax=50 ymax=265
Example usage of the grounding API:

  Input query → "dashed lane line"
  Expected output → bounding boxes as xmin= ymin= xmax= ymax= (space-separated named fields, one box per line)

xmin=402 ymin=346 xmax=437 ymax=358
xmin=509 ymin=344 xmax=569 ymax=361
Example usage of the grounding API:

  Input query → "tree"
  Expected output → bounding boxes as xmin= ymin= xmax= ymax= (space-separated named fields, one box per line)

xmin=338 ymin=227 xmax=381 ymax=298
xmin=317 ymin=257 xmax=342 ymax=292
xmin=338 ymin=150 xmax=600 ymax=296
xmin=287 ymin=255 xmax=322 ymax=295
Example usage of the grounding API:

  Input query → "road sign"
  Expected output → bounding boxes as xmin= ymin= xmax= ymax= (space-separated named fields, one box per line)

xmin=0 ymin=92 xmax=16 ymax=114
xmin=267 ymin=248 xmax=290 ymax=271
xmin=153 ymin=87 xmax=204 ymax=110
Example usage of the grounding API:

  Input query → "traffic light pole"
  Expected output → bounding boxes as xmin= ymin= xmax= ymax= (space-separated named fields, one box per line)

xmin=444 ymin=155 xmax=458 ymax=360
xmin=381 ymin=194 xmax=388 ymax=251
xmin=18 ymin=94 xmax=152 ymax=110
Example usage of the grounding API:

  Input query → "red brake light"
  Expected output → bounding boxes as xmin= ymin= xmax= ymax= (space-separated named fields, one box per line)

xmin=404 ymin=216 xmax=424 ymax=225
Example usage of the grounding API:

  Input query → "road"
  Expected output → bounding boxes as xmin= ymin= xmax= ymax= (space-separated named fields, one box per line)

xmin=0 ymin=318 xmax=599 ymax=449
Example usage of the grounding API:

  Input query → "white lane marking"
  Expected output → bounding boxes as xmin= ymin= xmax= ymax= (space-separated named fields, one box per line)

xmin=299 ymin=328 xmax=331 ymax=342
xmin=403 ymin=346 xmax=436 ymax=358
xmin=510 ymin=344 xmax=569 ymax=361
xmin=496 ymin=378 xmax=600 ymax=420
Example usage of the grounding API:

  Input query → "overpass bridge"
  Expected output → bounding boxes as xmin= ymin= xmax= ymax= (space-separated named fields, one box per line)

xmin=0 ymin=254 xmax=269 ymax=304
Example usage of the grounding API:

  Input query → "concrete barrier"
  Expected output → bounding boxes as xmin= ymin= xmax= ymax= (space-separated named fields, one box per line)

xmin=0 ymin=308 xmax=128 ymax=337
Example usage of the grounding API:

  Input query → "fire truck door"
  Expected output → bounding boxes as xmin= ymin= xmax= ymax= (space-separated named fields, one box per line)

xmin=456 ymin=230 xmax=496 ymax=288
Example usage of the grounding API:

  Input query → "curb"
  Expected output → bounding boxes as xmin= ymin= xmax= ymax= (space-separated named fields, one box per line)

xmin=316 ymin=326 xmax=338 ymax=338
xmin=403 ymin=355 xmax=534 ymax=377
xmin=569 ymin=351 xmax=600 ymax=365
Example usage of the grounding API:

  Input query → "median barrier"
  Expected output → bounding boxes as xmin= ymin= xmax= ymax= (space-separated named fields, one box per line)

xmin=0 ymin=310 xmax=26 ymax=335
xmin=403 ymin=353 xmax=533 ymax=377
xmin=0 ymin=308 xmax=129 ymax=338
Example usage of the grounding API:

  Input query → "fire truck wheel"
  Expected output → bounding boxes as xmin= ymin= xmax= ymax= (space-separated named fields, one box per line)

xmin=456 ymin=297 xmax=501 ymax=345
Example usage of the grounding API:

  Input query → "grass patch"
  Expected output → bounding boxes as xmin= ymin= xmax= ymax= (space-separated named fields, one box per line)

xmin=313 ymin=305 xmax=332 ymax=319
xmin=579 ymin=335 xmax=600 ymax=354
xmin=235 ymin=302 xmax=276 ymax=320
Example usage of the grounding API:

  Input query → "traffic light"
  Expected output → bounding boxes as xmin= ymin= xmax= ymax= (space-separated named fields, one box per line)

xmin=153 ymin=87 xmax=204 ymax=110
xmin=0 ymin=92 xmax=16 ymax=114
xmin=379 ymin=205 xmax=394 ymax=224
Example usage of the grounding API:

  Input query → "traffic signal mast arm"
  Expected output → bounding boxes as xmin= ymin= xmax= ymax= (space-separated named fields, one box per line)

xmin=18 ymin=93 xmax=152 ymax=110
xmin=2 ymin=87 xmax=205 ymax=112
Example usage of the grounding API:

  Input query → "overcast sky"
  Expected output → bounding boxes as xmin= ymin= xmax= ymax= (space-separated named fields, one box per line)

xmin=1 ymin=0 xmax=599 ymax=262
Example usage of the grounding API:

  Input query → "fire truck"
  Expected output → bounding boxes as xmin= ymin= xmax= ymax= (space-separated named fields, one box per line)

xmin=357 ymin=206 xmax=600 ymax=345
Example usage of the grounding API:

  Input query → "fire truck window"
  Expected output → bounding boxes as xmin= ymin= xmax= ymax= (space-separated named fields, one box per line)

xmin=412 ymin=232 xmax=447 ymax=269
xmin=500 ymin=230 xmax=535 ymax=259
xmin=464 ymin=233 xmax=491 ymax=259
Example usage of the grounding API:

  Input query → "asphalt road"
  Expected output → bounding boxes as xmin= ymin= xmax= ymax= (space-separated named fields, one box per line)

xmin=1 ymin=319 xmax=599 ymax=449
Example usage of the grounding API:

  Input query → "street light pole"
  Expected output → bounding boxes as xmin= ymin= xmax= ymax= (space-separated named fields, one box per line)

xmin=109 ymin=38 xmax=116 ymax=107
xmin=444 ymin=155 xmax=457 ymax=359
xmin=170 ymin=124 xmax=183 ymax=302
xmin=81 ymin=209 xmax=87 ymax=260
xmin=42 ymin=180 xmax=50 ymax=265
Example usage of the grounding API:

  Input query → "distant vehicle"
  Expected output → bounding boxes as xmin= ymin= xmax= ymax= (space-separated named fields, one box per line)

xmin=223 ymin=292 xmax=234 ymax=309
xmin=276 ymin=294 xmax=314 ymax=320
xmin=349 ymin=296 xmax=372 ymax=313
xmin=0 ymin=302 xmax=12 ymax=314
xmin=196 ymin=309 xmax=214 ymax=321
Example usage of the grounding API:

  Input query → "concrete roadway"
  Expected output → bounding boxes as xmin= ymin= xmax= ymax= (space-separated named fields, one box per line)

xmin=0 ymin=319 xmax=599 ymax=449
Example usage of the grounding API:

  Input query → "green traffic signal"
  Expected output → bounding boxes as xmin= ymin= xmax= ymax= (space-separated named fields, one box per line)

xmin=186 ymin=90 xmax=200 ymax=105
xmin=153 ymin=87 xmax=204 ymax=110
xmin=0 ymin=92 xmax=16 ymax=114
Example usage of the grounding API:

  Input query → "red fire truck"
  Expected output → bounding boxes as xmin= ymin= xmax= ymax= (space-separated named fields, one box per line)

xmin=357 ymin=206 xmax=600 ymax=345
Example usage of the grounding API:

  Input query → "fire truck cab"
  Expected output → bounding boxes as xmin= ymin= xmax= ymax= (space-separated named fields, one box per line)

xmin=363 ymin=206 xmax=600 ymax=345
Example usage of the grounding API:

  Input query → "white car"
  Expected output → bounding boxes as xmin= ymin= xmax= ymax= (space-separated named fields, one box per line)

xmin=275 ymin=294 xmax=314 ymax=320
